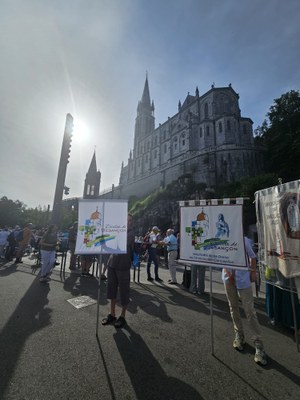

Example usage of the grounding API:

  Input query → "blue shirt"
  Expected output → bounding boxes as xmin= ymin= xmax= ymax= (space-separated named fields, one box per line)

xmin=164 ymin=234 xmax=178 ymax=252
xmin=222 ymin=236 xmax=256 ymax=289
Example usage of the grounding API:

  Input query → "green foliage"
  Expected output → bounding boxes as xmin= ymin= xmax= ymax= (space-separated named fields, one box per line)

xmin=129 ymin=176 xmax=208 ymax=217
xmin=258 ymin=90 xmax=300 ymax=182
xmin=60 ymin=207 xmax=76 ymax=230
xmin=0 ymin=196 xmax=50 ymax=228
xmin=215 ymin=173 xmax=280 ymax=226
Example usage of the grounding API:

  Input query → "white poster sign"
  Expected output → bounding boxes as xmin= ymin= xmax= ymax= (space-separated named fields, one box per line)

xmin=255 ymin=179 xmax=300 ymax=279
xmin=180 ymin=204 xmax=247 ymax=269
xmin=75 ymin=199 xmax=128 ymax=255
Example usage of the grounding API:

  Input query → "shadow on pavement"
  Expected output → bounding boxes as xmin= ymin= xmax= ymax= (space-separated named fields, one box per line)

xmin=128 ymin=286 xmax=173 ymax=322
xmin=112 ymin=325 xmax=204 ymax=400
xmin=0 ymin=278 xmax=51 ymax=398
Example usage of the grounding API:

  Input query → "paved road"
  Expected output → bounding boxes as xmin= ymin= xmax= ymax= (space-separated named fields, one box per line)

xmin=0 ymin=253 xmax=299 ymax=400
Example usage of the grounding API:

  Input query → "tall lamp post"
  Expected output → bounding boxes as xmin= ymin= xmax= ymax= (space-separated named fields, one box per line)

xmin=51 ymin=113 xmax=74 ymax=226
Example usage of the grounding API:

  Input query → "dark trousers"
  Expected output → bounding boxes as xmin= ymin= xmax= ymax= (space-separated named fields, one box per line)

xmin=147 ymin=247 xmax=159 ymax=278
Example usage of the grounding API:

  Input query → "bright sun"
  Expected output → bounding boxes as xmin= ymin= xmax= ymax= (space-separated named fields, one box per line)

xmin=72 ymin=118 xmax=89 ymax=144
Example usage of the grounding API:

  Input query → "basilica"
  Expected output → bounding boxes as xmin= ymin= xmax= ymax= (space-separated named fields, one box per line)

xmin=97 ymin=77 xmax=264 ymax=200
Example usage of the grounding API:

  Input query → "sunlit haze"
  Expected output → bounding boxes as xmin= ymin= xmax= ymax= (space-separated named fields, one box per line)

xmin=0 ymin=0 xmax=299 ymax=208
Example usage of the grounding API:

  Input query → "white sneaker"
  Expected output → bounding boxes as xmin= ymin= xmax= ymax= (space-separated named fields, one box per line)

xmin=254 ymin=348 xmax=267 ymax=366
xmin=233 ymin=333 xmax=245 ymax=351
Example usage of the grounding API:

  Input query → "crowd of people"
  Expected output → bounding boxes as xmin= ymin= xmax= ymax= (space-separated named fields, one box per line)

xmin=0 ymin=220 xmax=268 ymax=366
xmin=0 ymin=222 xmax=110 ymax=282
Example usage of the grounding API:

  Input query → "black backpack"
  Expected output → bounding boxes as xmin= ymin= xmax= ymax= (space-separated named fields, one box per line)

xmin=7 ymin=231 xmax=16 ymax=244
xmin=16 ymin=230 xmax=24 ymax=242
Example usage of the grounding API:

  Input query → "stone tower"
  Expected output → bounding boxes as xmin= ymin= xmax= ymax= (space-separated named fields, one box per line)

xmin=83 ymin=151 xmax=101 ymax=198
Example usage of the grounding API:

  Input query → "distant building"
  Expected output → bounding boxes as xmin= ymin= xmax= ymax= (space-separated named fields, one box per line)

xmin=100 ymin=77 xmax=264 ymax=199
xmin=83 ymin=151 xmax=101 ymax=199
xmin=62 ymin=151 xmax=101 ymax=213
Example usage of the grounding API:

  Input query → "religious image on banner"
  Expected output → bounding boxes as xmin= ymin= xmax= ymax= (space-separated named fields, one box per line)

xmin=180 ymin=204 xmax=247 ymax=269
xmin=255 ymin=179 xmax=300 ymax=281
xmin=75 ymin=199 xmax=128 ymax=255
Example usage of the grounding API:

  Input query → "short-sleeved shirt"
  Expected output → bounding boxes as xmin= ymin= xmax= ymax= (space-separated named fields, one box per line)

xmin=149 ymin=233 xmax=159 ymax=248
xmin=222 ymin=236 xmax=256 ymax=289
xmin=163 ymin=234 xmax=178 ymax=252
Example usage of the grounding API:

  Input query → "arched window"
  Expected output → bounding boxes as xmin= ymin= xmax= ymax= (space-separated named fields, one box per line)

xmin=204 ymin=103 xmax=208 ymax=119
xmin=200 ymin=127 xmax=203 ymax=137
xmin=227 ymin=120 xmax=231 ymax=131
xmin=243 ymin=125 xmax=247 ymax=134
xmin=218 ymin=122 xmax=222 ymax=133
xmin=164 ymin=143 xmax=167 ymax=153
xmin=206 ymin=126 xmax=210 ymax=136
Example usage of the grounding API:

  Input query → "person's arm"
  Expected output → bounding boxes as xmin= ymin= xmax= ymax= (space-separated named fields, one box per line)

xmin=245 ymin=237 xmax=257 ymax=282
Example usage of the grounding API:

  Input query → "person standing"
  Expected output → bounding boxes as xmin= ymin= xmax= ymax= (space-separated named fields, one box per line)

xmin=102 ymin=213 xmax=135 ymax=329
xmin=162 ymin=229 xmax=178 ymax=284
xmin=222 ymin=235 xmax=267 ymax=366
xmin=80 ymin=255 xmax=94 ymax=276
xmin=6 ymin=225 xmax=20 ymax=261
xmin=15 ymin=223 xmax=33 ymax=264
xmin=68 ymin=221 xmax=80 ymax=270
xmin=146 ymin=226 xmax=162 ymax=282
xmin=0 ymin=227 xmax=10 ymax=259
xmin=189 ymin=265 xmax=206 ymax=294
xmin=39 ymin=224 xmax=58 ymax=282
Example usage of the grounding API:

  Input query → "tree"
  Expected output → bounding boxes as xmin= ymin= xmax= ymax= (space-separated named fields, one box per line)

xmin=0 ymin=197 xmax=50 ymax=228
xmin=258 ymin=90 xmax=300 ymax=182
xmin=0 ymin=197 xmax=25 ymax=227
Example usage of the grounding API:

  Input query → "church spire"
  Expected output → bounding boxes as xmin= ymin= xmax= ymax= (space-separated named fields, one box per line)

xmin=83 ymin=150 xmax=101 ymax=198
xmin=141 ymin=74 xmax=151 ymax=106
xmin=88 ymin=150 xmax=97 ymax=174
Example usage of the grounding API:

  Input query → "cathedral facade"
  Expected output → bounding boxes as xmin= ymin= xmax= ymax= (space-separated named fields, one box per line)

xmin=104 ymin=77 xmax=264 ymax=200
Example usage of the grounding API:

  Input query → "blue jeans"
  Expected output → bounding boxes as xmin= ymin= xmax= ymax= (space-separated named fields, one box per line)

xmin=147 ymin=247 xmax=159 ymax=278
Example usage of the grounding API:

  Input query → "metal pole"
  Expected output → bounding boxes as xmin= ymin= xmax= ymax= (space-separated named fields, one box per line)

xmin=96 ymin=254 xmax=103 ymax=337
xmin=289 ymin=279 xmax=299 ymax=352
xmin=210 ymin=265 xmax=214 ymax=355
xmin=138 ymin=256 xmax=140 ymax=283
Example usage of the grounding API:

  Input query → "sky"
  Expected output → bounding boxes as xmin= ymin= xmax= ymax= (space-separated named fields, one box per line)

xmin=0 ymin=0 xmax=299 ymax=209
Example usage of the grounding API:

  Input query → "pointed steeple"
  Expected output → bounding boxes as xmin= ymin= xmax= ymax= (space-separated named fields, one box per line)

xmin=134 ymin=74 xmax=155 ymax=142
xmin=88 ymin=151 xmax=97 ymax=174
xmin=141 ymin=74 xmax=151 ymax=106
xmin=83 ymin=151 xmax=101 ymax=198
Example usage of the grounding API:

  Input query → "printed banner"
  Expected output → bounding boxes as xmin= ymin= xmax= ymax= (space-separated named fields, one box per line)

xmin=255 ymin=179 xmax=300 ymax=280
xmin=75 ymin=199 xmax=128 ymax=255
xmin=180 ymin=204 xmax=247 ymax=269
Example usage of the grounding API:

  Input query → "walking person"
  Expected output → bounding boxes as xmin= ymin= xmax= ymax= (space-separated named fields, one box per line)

xmin=146 ymin=226 xmax=162 ymax=282
xmin=39 ymin=224 xmax=58 ymax=282
xmin=161 ymin=229 xmax=178 ymax=284
xmin=102 ymin=213 xmax=135 ymax=329
xmin=223 ymin=235 xmax=267 ymax=366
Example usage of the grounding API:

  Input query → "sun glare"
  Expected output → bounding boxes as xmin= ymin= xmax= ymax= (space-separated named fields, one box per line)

xmin=72 ymin=118 xmax=89 ymax=144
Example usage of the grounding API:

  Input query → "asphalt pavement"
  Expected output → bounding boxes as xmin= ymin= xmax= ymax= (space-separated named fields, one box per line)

xmin=0 ymin=253 xmax=299 ymax=400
